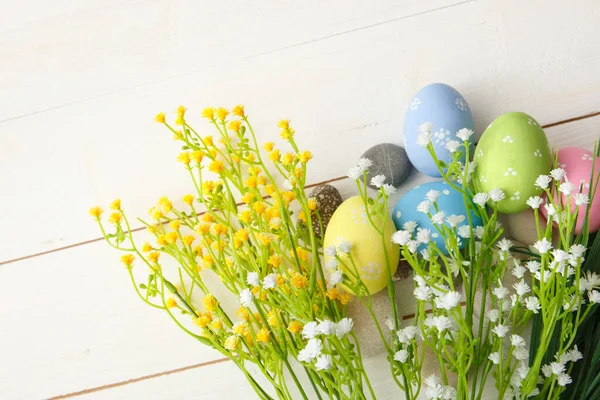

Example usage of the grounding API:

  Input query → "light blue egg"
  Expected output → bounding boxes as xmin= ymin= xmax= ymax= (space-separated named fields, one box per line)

xmin=404 ymin=83 xmax=475 ymax=177
xmin=392 ymin=181 xmax=482 ymax=254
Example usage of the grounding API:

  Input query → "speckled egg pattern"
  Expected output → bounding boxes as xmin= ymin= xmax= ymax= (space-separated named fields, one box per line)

xmin=404 ymin=83 xmax=475 ymax=177
xmin=324 ymin=196 xmax=399 ymax=295
xmin=474 ymin=112 xmax=551 ymax=214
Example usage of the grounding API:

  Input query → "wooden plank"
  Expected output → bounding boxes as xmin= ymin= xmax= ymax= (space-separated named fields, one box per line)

xmin=2 ymin=0 xmax=600 ymax=262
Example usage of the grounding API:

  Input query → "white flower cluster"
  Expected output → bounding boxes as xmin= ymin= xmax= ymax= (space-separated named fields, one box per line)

xmin=297 ymin=318 xmax=354 ymax=370
xmin=325 ymin=239 xmax=354 ymax=287
xmin=416 ymin=122 xmax=474 ymax=149
xmin=532 ymin=169 xmax=589 ymax=220
xmin=540 ymin=347 xmax=583 ymax=388
xmin=424 ymin=374 xmax=456 ymax=400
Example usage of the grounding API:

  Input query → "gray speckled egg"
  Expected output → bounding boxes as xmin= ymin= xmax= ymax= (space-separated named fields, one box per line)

xmin=308 ymin=184 xmax=343 ymax=238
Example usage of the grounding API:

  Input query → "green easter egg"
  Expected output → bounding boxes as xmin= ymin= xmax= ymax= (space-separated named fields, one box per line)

xmin=474 ymin=112 xmax=551 ymax=214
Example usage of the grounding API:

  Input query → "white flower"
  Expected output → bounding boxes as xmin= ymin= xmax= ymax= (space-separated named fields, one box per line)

xmin=302 ymin=321 xmax=319 ymax=339
xmin=347 ymin=165 xmax=363 ymax=180
xmin=533 ymin=238 xmax=553 ymax=254
xmin=392 ymin=230 xmax=412 ymax=246
xmin=489 ymin=188 xmax=506 ymax=202
xmin=559 ymin=181 xmax=577 ymax=195
xmin=357 ymin=158 xmax=373 ymax=171
xmin=535 ymin=175 xmax=552 ymax=189
xmin=446 ymin=214 xmax=465 ymax=228
xmin=397 ymin=326 xmax=419 ymax=344
xmin=414 ymin=285 xmax=433 ymax=301
xmin=419 ymin=122 xmax=433 ymax=133
xmin=473 ymin=193 xmax=490 ymax=208
xmin=581 ymin=272 xmax=600 ymax=292
xmin=417 ymin=132 xmax=432 ymax=147
xmin=316 ymin=320 xmax=336 ymax=335
xmin=526 ymin=261 xmax=541 ymax=274
xmin=337 ymin=240 xmax=352 ymax=254
xmin=445 ymin=140 xmax=461 ymax=153
xmin=542 ymin=364 xmax=553 ymax=378
xmin=489 ymin=352 xmax=501 ymax=365
xmin=525 ymin=296 xmax=541 ymax=313
xmin=570 ymin=244 xmax=587 ymax=257
xmin=416 ymin=228 xmax=431 ymax=244
xmin=335 ymin=318 xmax=353 ymax=338
xmin=246 ymin=272 xmax=260 ymax=287
xmin=239 ymin=288 xmax=254 ymax=307
xmin=426 ymin=190 xmax=441 ymax=203
xmin=526 ymin=196 xmax=544 ymax=209
xmin=298 ymin=338 xmax=322 ymax=362
xmin=493 ymin=283 xmax=509 ymax=300
xmin=434 ymin=291 xmax=462 ymax=310
xmin=557 ymin=373 xmax=572 ymax=387
xmin=545 ymin=203 xmax=557 ymax=217
xmin=493 ymin=324 xmax=509 ymax=338
xmin=315 ymin=354 xmax=332 ymax=371
xmin=385 ymin=317 xmax=395 ymax=331
xmin=394 ymin=349 xmax=409 ymax=363
xmin=417 ymin=200 xmax=431 ymax=214
xmin=326 ymin=258 xmax=339 ymax=269
xmin=552 ymin=249 xmax=569 ymax=263
xmin=487 ymin=309 xmax=500 ymax=323
xmin=420 ymin=249 xmax=430 ymax=261
xmin=370 ymin=174 xmax=386 ymax=188
xmin=514 ymin=347 xmax=529 ymax=361
xmin=550 ymin=168 xmax=567 ymax=181
xmin=511 ymin=334 xmax=526 ymax=348
xmin=407 ymin=240 xmax=419 ymax=254
xmin=263 ymin=273 xmax=277 ymax=289
xmin=403 ymin=221 xmax=418 ymax=232
xmin=329 ymin=269 xmax=343 ymax=286
xmin=512 ymin=263 xmax=526 ymax=279
xmin=550 ymin=361 xmax=566 ymax=376
xmin=575 ymin=193 xmax=589 ymax=206
xmin=567 ymin=345 xmax=583 ymax=362
xmin=456 ymin=128 xmax=474 ymax=142
xmin=475 ymin=226 xmax=485 ymax=239
xmin=497 ymin=238 xmax=513 ymax=252
xmin=528 ymin=388 xmax=541 ymax=397
xmin=514 ymin=280 xmax=531 ymax=297
xmin=458 ymin=225 xmax=471 ymax=238
xmin=325 ymin=246 xmax=337 ymax=257
xmin=431 ymin=211 xmax=446 ymax=225
xmin=382 ymin=184 xmax=396 ymax=195
xmin=589 ymin=290 xmax=600 ymax=303
xmin=430 ymin=316 xmax=454 ymax=332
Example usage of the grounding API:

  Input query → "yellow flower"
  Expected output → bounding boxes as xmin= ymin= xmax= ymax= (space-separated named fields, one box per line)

xmin=338 ymin=292 xmax=353 ymax=305
xmin=256 ymin=327 xmax=270 ymax=343
xmin=236 ymin=307 xmax=250 ymax=321
xmin=202 ymin=254 xmax=214 ymax=268
xmin=194 ymin=313 xmax=212 ymax=328
xmin=166 ymin=297 xmax=178 ymax=308
xmin=202 ymin=180 xmax=216 ymax=193
xmin=121 ymin=254 xmax=135 ymax=267
xmin=110 ymin=199 xmax=121 ymax=210
xmin=234 ymin=228 xmax=250 ymax=243
xmin=307 ymin=198 xmax=317 ymax=211
xmin=177 ymin=152 xmax=191 ymax=165
xmin=282 ymin=152 xmax=295 ymax=165
xmin=268 ymin=149 xmax=281 ymax=162
xmin=166 ymin=231 xmax=179 ymax=244
xmin=175 ymin=114 xmax=185 ymax=125
xmin=150 ymin=208 xmax=163 ymax=221
xmin=157 ymin=235 xmax=167 ymax=246
xmin=233 ymin=321 xmax=249 ymax=336
xmin=142 ymin=242 xmax=152 ymax=252
xmin=183 ymin=235 xmax=195 ymax=246
xmin=241 ymin=192 xmax=254 ymax=204
xmin=257 ymin=176 xmax=267 ymax=186
xmin=202 ymin=294 xmax=218 ymax=313
xmin=238 ymin=209 xmax=252 ymax=224
xmin=191 ymin=151 xmax=204 ymax=164
xmin=194 ymin=245 xmax=204 ymax=256
xmin=287 ymin=320 xmax=303 ymax=334
xmin=89 ymin=206 xmax=104 ymax=219
xmin=212 ymin=224 xmax=228 ymax=236
xmin=263 ymin=142 xmax=275 ymax=152
xmin=278 ymin=120 xmax=290 ymax=130
xmin=224 ymin=335 xmax=239 ymax=350
xmin=297 ymin=248 xmax=309 ymax=262
xmin=264 ymin=185 xmax=276 ymax=196
xmin=202 ymin=107 xmax=215 ymax=120
xmin=196 ymin=223 xmax=211 ymax=235
xmin=170 ymin=220 xmax=181 ymax=230
xmin=108 ymin=212 xmax=122 ymax=225
xmin=216 ymin=107 xmax=229 ymax=121
xmin=228 ymin=120 xmax=242 ymax=133
xmin=281 ymin=191 xmax=295 ymax=205
xmin=183 ymin=194 xmax=195 ymax=206
xmin=209 ymin=160 xmax=224 ymax=174
xmin=326 ymin=288 xmax=339 ymax=300
xmin=244 ymin=176 xmax=257 ymax=189
xmin=257 ymin=233 xmax=272 ymax=246
xmin=268 ymin=254 xmax=282 ymax=267
xmin=159 ymin=196 xmax=173 ymax=213
xmin=247 ymin=153 xmax=256 ymax=162
xmin=148 ymin=251 xmax=161 ymax=263
xmin=232 ymin=154 xmax=241 ymax=163
xmin=173 ymin=130 xmax=183 ymax=141
xmin=253 ymin=202 xmax=266 ymax=215
xmin=210 ymin=319 xmax=223 ymax=331
xmin=267 ymin=309 xmax=279 ymax=327
xmin=298 ymin=150 xmax=313 ymax=163
xmin=297 ymin=211 xmax=306 ymax=223
xmin=176 ymin=105 xmax=187 ymax=117
xmin=155 ymin=112 xmax=166 ymax=123
xmin=201 ymin=213 xmax=213 ymax=223
xmin=233 ymin=105 xmax=245 ymax=117
xmin=290 ymin=272 xmax=308 ymax=289
xmin=204 ymin=135 xmax=214 ymax=146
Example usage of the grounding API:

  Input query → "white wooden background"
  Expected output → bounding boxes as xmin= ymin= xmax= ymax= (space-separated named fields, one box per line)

xmin=2 ymin=0 xmax=600 ymax=399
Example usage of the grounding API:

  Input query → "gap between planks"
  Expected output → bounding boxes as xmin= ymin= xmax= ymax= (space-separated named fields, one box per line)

xmin=2 ymin=110 xmax=599 ymax=268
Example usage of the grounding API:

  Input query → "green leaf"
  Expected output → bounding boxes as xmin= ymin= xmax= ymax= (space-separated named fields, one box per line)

xmin=139 ymin=283 xmax=147 ymax=289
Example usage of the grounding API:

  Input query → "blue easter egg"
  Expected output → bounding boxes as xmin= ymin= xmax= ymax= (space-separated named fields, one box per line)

xmin=404 ymin=83 xmax=475 ymax=177
xmin=392 ymin=181 xmax=482 ymax=254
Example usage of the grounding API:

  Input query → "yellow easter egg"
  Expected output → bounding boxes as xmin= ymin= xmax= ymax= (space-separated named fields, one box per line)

xmin=323 ymin=196 xmax=399 ymax=295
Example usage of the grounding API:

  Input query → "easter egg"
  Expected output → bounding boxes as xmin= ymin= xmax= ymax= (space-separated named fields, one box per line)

xmin=474 ymin=112 xmax=551 ymax=214
xmin=404 ymin=83 xmax=475 ymax=177
xmin=392 ymin=181 xmax=482 ymax=254
xmin=540 ymin=147 xmax=600 ymax=233
xmin=323 ymin=196 xmax=399 ymax=295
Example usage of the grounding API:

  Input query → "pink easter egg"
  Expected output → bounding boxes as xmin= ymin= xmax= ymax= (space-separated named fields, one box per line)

xmin=540 ymin=147 xmax=600 ymax=233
